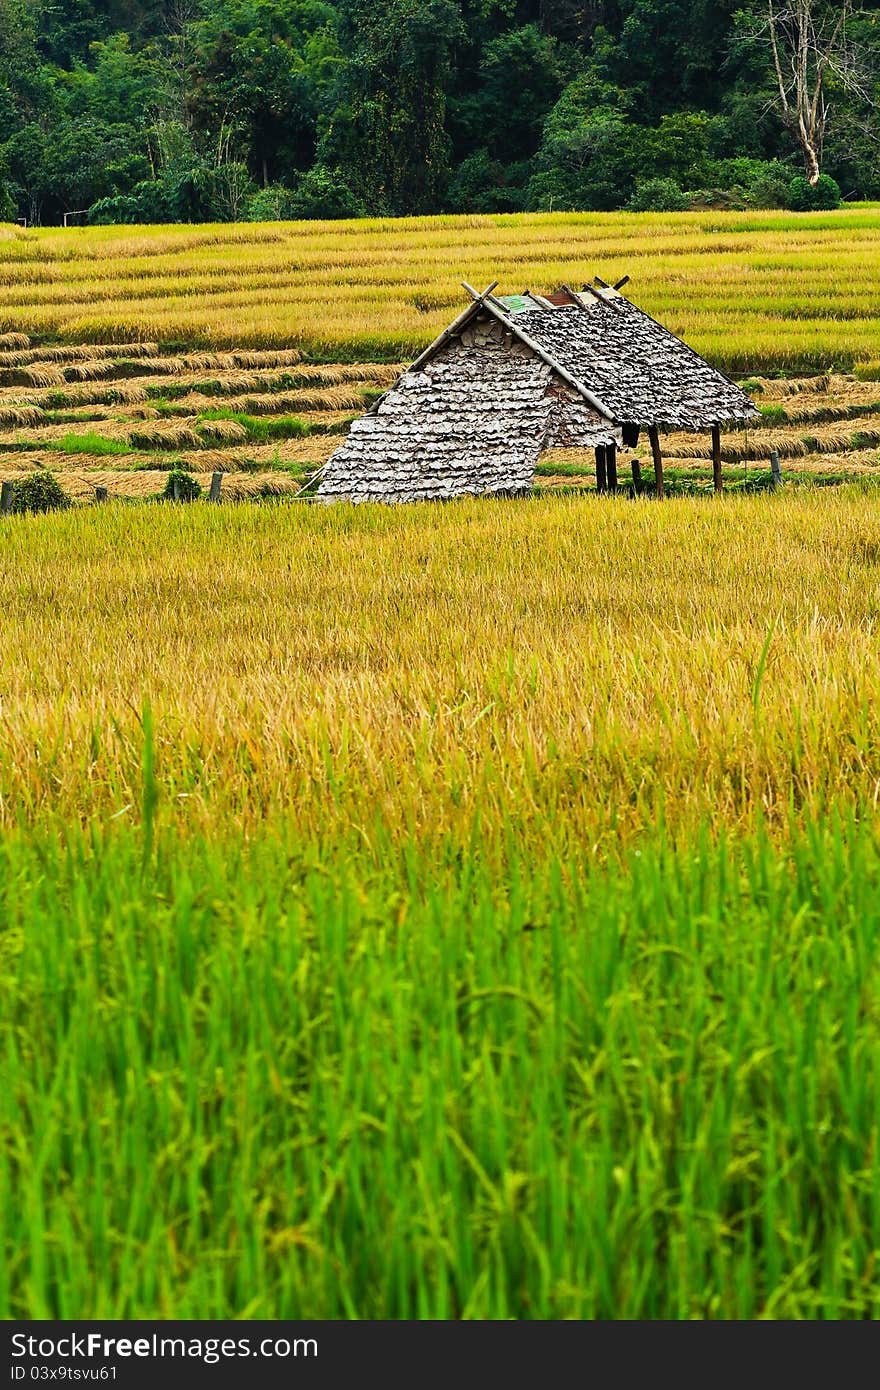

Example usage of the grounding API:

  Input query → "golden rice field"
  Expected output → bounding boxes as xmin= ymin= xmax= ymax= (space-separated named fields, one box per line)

xmin=5 ymin=495 xmax=880 ymax=1318
xmin=2 ymin=208 xmax=880 ymax=373
xmin=3 ymin=490 xmax=880 ymax=841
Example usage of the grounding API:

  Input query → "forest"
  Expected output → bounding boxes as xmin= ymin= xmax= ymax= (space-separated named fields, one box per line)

xmin=1 ymin=0 xmax=878 ymax=226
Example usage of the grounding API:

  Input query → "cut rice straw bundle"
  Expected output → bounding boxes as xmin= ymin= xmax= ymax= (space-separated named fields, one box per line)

xmin=128 ymin=422 xmax=202 ymax=450
xmin=0 ymin=404 xmax=44 ymax=426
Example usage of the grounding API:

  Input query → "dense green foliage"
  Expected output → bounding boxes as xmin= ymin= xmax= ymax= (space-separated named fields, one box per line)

xmin=9 ymin=471 xmax=69 ymax=512
xmin=160 ymin=466 xmax=202 ymax=501
xmin=1 ymin=1 xmax=877 ymax=224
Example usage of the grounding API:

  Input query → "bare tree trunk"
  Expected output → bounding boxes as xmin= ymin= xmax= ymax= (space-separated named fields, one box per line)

xmin=767 ymin=0 xmax=853 ymax=185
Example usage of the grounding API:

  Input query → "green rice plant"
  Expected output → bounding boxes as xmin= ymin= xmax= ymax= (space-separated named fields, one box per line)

xmin=197 ymin=408 xmax=310 ymax=442
xmin=54 ymin=432 xmax=130 ymax=456
xmin=159 ymin=467 xmax=202 ymax=501
xmin=3 ymin=810 xmax=880 ymax=1318
xmin=8 ymin=470 xmax=69 ymax=513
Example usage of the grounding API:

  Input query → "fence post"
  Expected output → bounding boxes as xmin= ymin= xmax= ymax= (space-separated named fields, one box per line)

xmin=209 ymin=472 xmax=222 ymax=502
xmin=770 ymin=451 xmax=782 ymax=489
xmin=0 ymin=480 xmax=13 ymax=515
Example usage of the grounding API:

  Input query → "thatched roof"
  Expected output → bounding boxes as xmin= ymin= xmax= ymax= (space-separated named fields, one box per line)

xmin=482 ymin=285 xmax=758 ymax=431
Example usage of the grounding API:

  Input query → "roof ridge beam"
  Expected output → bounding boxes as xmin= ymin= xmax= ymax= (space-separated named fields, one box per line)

xmin=478 ymin=295 xmax=616 ymax=423
xmin=560 ymin=283 xmax=591 ymax=310
xmin=582 ymin=282 xmax=621 ymax=309
xmin=524 ymin=289 xmax=557 ymax=309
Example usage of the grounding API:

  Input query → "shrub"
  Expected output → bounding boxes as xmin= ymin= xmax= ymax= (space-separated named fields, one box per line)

xmin=627 ymin=178 xmax=689 ymax=212
xmin=161 ymin=468 xmax=202 ymax=502
xmin=745 ymin=161 xmax=792 ymax=209
xmin=288 ymin=168 xmax=365 ymax=221
xmin=788 ymin=174 xmax=842 ymax=211
xmin=246 ymin=184 xmax=299 ymax=221
xmin=10 ymin=472 xmax=70 ymax=514
xmin=88 ymin=194 xmax=143 ymax=225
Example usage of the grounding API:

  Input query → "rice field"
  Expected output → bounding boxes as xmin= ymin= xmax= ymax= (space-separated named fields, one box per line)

xmin=5 ymin=211 xmax=880 ymax=1321
xmin=4 ymin=493 xmax=880 ymax=1319
xmin=2 ymin=208 xmax=880 ymax=372
xmin=0 ymin=338 xmax=406 ymax=500
xmin=1 ymin=334 xmax=880 ymax=498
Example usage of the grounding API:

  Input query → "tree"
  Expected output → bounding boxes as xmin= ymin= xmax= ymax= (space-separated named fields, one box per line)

xmin=528 ymin=73 xmax=639 ymax=210
xmin=764 ymin=0 xmax=864 ymax=184
xmin=186 ymin=2 xmax=340 ymax=186
xmin=321 ymin=0 xmax=464 ymax=214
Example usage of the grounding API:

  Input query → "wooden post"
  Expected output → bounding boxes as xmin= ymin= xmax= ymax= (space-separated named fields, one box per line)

xmin=595 ymin=445 xmax=607 ymax=495
xmin=0 ymin=479 xmax=13 ymax=515
xmin=770 ymin=451 xmax=782 ymax=489
xmin=607 ymin=442 xmax=618 ymax=494
xmin=648 ymin=425 xmax=664 ymax=499
xmin=172 ymin=476 xmax=180 ymax=502
xmin=630 ymin=458 xmax=643 ymax=495
xmin=95 ymin=486 xmax=108 ymax=503
xmin=711 ymin=425 xmax=723 ymax=494
xmin=209 ymin=471 xmax=222 ymax=502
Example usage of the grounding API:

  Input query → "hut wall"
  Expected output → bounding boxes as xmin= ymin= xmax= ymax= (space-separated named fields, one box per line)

xmin=318 ymin=317 xmax=555 ymax=503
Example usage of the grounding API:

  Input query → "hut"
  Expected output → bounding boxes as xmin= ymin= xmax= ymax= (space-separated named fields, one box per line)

xmin=316 ymin=279 xmax=759 ymax=503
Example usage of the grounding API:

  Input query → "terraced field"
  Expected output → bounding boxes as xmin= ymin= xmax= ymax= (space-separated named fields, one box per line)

xmin=2 ymin=330 xmax=880 ymax=500
xmin=3 ymin=210 xmax=880 ymax=374
xmin=0 ymin=332 xmax=403 ymax=501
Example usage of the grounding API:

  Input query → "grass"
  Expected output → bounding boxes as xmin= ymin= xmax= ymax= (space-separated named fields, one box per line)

xmin=3 ymin=492 xmax=880 ymax=1317
xmin=55 ymin=431 xmax=131 ymax=456
xmin=2 ymin=209 xmax=880 ymax=371
xmin=197 ymin=408 xmax=311 ymax=442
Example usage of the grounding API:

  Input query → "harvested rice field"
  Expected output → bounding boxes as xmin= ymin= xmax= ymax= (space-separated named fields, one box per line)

xmin=0 ymin=338 xmax=405 ymax=501
xmin=2 ymin=334 xmax=880 ymax=500
xmin=2 ymin=208 xmax=880 ymax=374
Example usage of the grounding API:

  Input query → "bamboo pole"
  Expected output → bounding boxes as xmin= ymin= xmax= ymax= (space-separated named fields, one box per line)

xmin=607 ymin=442 xmax=618 ymax=494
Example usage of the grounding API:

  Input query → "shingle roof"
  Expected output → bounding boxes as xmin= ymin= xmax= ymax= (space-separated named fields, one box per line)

xmin=489 ymin=289 xmax=759 ymax=431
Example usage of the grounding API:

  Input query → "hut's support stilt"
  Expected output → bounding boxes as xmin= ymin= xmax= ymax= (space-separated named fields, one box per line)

xmin=595 ymin=445 xmax=607 ymax=494
xmin=631 ymin=458 xmax=643 ymax=494
xmin=712 ymin=424 xmax=723 ymax=494
xmin=648 ymin=425 xmax=664 ymax=499
xmin=607 ymin=443 xmax=618 ymax=494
